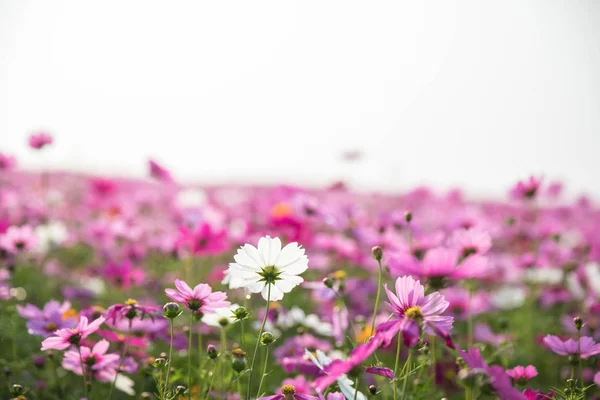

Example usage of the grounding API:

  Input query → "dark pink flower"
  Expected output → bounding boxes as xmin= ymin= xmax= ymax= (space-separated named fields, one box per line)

xmin=100 ymin=261 xmax=145 ymax=289
xmin=506 ymin=365 xmax=538 ymax=383
xmin=543 ymin=335 xmax=600 ymax=358
xmin=41 ymin=316 xmax=105 ymax=351
xmin=149 ymin=159 xmax=173 ymax=182
xmin=176 ymin=223 xmax=229 ymax=256
xmin=165 ymin=279 xmax=230 ymax=313
xmin=510 ymin=176 xmax=542 ymax=200
xmin=365 ymin=366 xmax=394 ymax=379
xmin=0 ymin=153 xmax=17 ymax=170
xmin=29 ymin=132 xmax=54 ymax=149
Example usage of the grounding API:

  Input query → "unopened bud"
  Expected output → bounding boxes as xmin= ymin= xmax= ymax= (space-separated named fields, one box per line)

xmin=404 ymin=211 xmax=412 ymax=223
xmin=322 ymin=277 xmax=334 ymax=289
xmin=152 ymin=357 xmax=167 ymax=368
xmin=11 ymin=384 xmax=24 ymax=396
xmin=175 ymin=385 xmax=187 ymax=395
xmin=574 ymin=316 xmax=584 ymax=331
xmin=371 ymin=246 xmax=383 ymax=261
xmin=369 ymin=384 xmax=377 ymax=394
xmin=162 ymin=302 xmax=182 ymax=320
xmin=260 ymin=332 xmax=276 ymax=346
xmin=232 ymin=306 xmax=249 ymax=321
xmin=207 ymin=344 xmax=218 ymax=359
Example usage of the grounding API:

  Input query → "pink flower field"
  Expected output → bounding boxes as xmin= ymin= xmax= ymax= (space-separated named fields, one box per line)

xmin=1 ymin=138 xmax=600 ymax=400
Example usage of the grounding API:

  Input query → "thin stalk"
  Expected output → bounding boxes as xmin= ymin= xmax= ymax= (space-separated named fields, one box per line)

xmin=578 ymin=329 xmax=583 ymax=389
xmin=77 ymin=345 xmax=89 ymax=399
xmin=400 ymin=351 xmax=412 ymax=400
xmin=237 ymin=376 xmax=242 ymax=400
xmin=198 ymin=322 xmax=203 ymax=388
xmin=240 ymin=320 xmax=245 ymax=349
xmin=393 ymin=331 xmax=402 ymax=400
xmin=247 ymin=284 xmax=271 ymax=399
xmin=256 ymin=345 xmax=270 ymax=398
xmin=188 ymin=314 xmax=193 ymax=400
xmin=370 ymin=258 xmax=384 ymax=334
xmin=353 ymin=376 xmax=360 ymax=400
xmin=165 ymin=319 xmax=175 ymax=398
xmin=107 ymin=320 xmax=132 ymax=399
xmin=467 ymin=287 xmax=473 ymax=346
xmin=204 ymin=360 xmax=217 ymax=400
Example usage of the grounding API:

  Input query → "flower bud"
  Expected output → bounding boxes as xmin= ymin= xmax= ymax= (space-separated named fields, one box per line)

xmin=369 ymin=384 xmax=377 ymax=394
xmin=32 ymin=355 xmax=46 ymax=369
xmin=152 ymin=357 xmax=167 ymax=368
xmin=260 ymin=331 xmax=276 ymax=346
xmin=163 ymin=302 xmax=183 ymax=319
xmin=175 ymin=385 xmax=187 ymax=395
xmin=574 ymin=316 xmax=584 ymax=331
xmin=371 ymin=246 xmax=383 ymax=261
xmin=10 ymin=384 xmax=24 ymax=396
xmin=232 ymin=306 xmax=249 ymax=321
xmin=322 ymin=277 xmax=334 ymax=289
xmin=404 ymin=211 xmax=413 ymax=223
xmin=232 ymin=354 xmax=247 ymax=373
xmin=207 ymin=344 xmax=218 ymax=359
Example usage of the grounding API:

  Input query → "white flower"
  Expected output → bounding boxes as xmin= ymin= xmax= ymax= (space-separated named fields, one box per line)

xmin=202 ymin=303 xmax=240 ymax=328
xmin=584 ymin=263 xmax=600 ymax=298
xmin=278 ymin=307 xmax=332 ymax=336
xmin=35 ymin=221 xmax=68 ymax=253
xmin=305 ymin=349 xmax=366 ymax=400
xmin=228 ymin=236 xmax=308 ymax=301
xmin=114 ymin=374 xmax=135 ymax=395
xmin=491 ymin=286 xmax=526 ymax=310
xmin=524 ymin=267 xmax=563 ymax=285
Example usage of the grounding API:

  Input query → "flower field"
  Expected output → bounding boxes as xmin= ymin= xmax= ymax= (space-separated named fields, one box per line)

xmin=1 ymin=141 xmax=600 ymax=399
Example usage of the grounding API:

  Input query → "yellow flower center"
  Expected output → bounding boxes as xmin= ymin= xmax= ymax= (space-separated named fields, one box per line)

xmin=125 ymin=298 xmax=138 ymax=306
xmin=405 ymin=306 xmax=424 ymax=320
xmin=281 ymin=384 xmax=296 ymax=395
xmin=333 ymin=270 xmax=347 ymax=280
xmin=62 ymin=309 xmax=77 ymax=320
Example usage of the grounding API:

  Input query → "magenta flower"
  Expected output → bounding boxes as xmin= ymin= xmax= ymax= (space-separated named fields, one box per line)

xmin=148 ymin=159 xmax=173 ymax=182
xmin=41 ymin=316 xmax=106 ymax=351
xmin=105 ymin=299 xmax=159 ymax=325
xmin=176 ymin=223 xmax=229 ymax=256
xmin=100 ymin=261 xmax=145 ymax=289
xmin=28 ymin=132 xmax=54 ymax=149
xmin=510 ymin=176 xmax=542 ymax=200
xmin=165 ymin=279 xmax=230 ymax=313
xmin=543 ymin=335 xmax=600 ymax=358
xmin=388 ymin=247 xmax=489 ymax=285
xmin=0 ymin=152 xmax=17 ymax=170
xmin=448 ymin=228 xmax=492 ymax=257
xmin=0 ymin=225 xmax=38 ymax=254
xmin=365 ymin=366 xmax=394 ymax=379
xmin=62 ymin=339 xmax=120 ymax=382
xmin=506 ymin=365 xmax=538 ymax=383
xmin=384 ymin=275 xmax=454 ymax=346
xmin=259 ymin=384 xmax=319 ymax=400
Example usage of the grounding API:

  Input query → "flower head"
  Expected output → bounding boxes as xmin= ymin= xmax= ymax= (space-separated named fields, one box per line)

xmin=29 ymin=132 xmax=53 ymax=149
xmin=505 ymin=365 xmax=538 ymax=383
xmin=0 ymin=225 xmax=38 ymax=254
xmin=41 ymin=315 xmax=105 ymax=351
xmin=228 ymin=236 xmax=308 ymax=301
xmin=62 ymin=339 xmax=119 ymax=381
xmin=17 ymin=300 xmax=77 ymax=338
xmin=543 ymin=335 xmax=600 ymax=358
xmin=0 ymin=153 xmax=17 ymax=170
xmin=165 ymin=279 xmax=230 ymax=313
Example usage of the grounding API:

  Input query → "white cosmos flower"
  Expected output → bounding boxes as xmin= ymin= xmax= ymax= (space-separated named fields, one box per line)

xmin=202 ymin=303 xmax=240 ymax=328
xmin=305 ymin=349 xmax=366 ymax=400
xmin=228 ymin=236 xmax=308 ymax=301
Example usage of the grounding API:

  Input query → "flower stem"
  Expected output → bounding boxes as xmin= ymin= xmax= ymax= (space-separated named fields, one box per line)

xmin=256 ymin=345 xmax=270 ymax=398
xmin=400 ymin=351 xmax=412 ymax=400
xmin=77 ymin=345 xmax=89 ymax=399
xmin=247 ymin=284 xmax=271 ymax=399
xmin=237 ymin=376 xmax=242 ymax=400
xmin=198 ymin=321 xmax=203 ymax=388
xmin=393 ymin=331 xmax=402 ymax=400
xmin=578 ymin=329 xmax=583 ymax=389
xmin=188 ymin=313 xmax=193 ymax=400
xmin=165 ymin=319 xmax=175 ymax=399
xmin=370 ymin=258 xmax=384 ymax=335
xmin=204 ymin=360 xmax=217 ymax=400
xmin=107 ymin=320 xmax=132 ymax=399
xmin=353 ymin=376 xmax=360 ymax=400
xmin=467 ymin=287 xmax=473 ymax=346
xmin=241 ymin=320 xmax=245 ymax=349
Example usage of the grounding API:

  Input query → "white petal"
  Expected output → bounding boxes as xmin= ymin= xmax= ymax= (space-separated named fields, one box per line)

xmin=262 ymin=283 xmax=284 ymax=301
xmin=241 ymin=244 xmax=266 ymax=268
xmin=258 ymin=236 xmax=281 ymax=266
xmin=276 ymin=242 xmax=304 ymax=266
xmin=275 ymin=275 xmax=303 ymax=293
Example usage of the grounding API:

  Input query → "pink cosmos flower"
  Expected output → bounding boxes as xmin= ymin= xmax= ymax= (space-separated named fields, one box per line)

xmin=543 ymin=335 xmax=600 ymax=358
xmin=17 ymin=300 xmax=76 ymax=338
xmin=176 ymin=223 xmax=229 ymax=256
xmin=29 ymin=132 xmax=53 ymax=149
xmin=0 ymin=225 xmax=38 ymax=254
xmin=41 ymin=316 xmax=106 ymax=351
xmin=510 ymin=176 xmax=542 ymax=200
xmin=148 ymin=159 xmax=173 ymax=182
xmin=523 ymin=389 xmax=554 ymax=400
xmin=0 ymin=153 xmax=17 ymax=170
xmin=448 ymin=228 xmax=492 ymax=257
xmin=506 ymin=365 xmax=538 ymax=383
xmin=259 ymin=384 xmax=318 ymax=400
xmin=365 ymin=366 xmax=394 ymax=379
xmin=62 ymin=339 xmax=120 ymax=382
xmin=387 ymin=247 xmax=490 ymax=286
xmin=165 ymin=279 xmax=230 ymax=313
xmin=384 ymin=275 xmax=454 ymax=346
xmin=100 ymin=261 xmax=145 ymax=289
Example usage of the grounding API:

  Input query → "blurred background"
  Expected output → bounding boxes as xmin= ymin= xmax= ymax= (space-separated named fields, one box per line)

xmin=1 ymin=1 xmax=599 ymax=197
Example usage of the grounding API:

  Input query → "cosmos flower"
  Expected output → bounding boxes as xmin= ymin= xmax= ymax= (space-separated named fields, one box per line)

xmin=384 ymin=275 xmax=454 ymax=346
xmin=510 ymin=176 xmax=542 ymax=200
xmin=0 ymin=225 xmax=38 ymax=254
xmin=41 ymin=316 xmax=106 ymax=351
xmin=176 ymin=223 xmax=229 ymax=256
xmin=448 ymin=228 xmax=492 ymax=257
xmin=543 ymin=335 xmax=600 ymax=358
xmin=202 ymin=303 xmax=240 ymax=328
xmin=61 ymin=339 xmax=119 ymax=381
xmin=17 ymin=300 xmax=77 ymax=338
xmin=505 ymin=365 xmax=538 ymax=383
xmin=306 ymin=350 xmax=366 ymax=400
xmin=100 ymin=261 xmax=145 ymax=289
xmin=28 ymin=132 xmax=53 ymax=149
xmin=165 ymin=279 xmax=230 ymax=314
xmin=0 ymin=152 xmax=17 ymax=170
xmin=258 ymin=384 xmax=319 ymax=400
xmin=227 ymin=236 xmax=309 ymax=301
xmin=148 ymin=159 xmax=173 ymax=182
xmin=105 ymin=299 xmax=159 ymax=326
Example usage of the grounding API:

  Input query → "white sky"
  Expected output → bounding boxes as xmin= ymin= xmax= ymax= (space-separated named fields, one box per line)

xmin=1 ymin=1 xmax=599 ymax=197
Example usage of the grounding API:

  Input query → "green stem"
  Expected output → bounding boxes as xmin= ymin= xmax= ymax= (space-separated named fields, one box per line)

xmin=353 ymin=376 xmax=360 ymax=400
xmin=237 ymin=376 xmax=242 ymax=400
xmin=256 ymin=345 xmax=270 ymax=398
xmin=77 ymin=345 xmax=89 ymax=399
xmin=578 ymin=329 xmax=583 ymax=389
xmin=107 ymin=320 xmax=132 ymax=399
xmin=204 ymin=360 xmax=217 ymax=400
xmin=467 ymin=287 xmax=473 ymax=346
xmin=241 ymin=320 xmax=245 ymax=349
xmin=188 ymin=314 xmax=193 ymax=400
xmin=370 ymin=259 xmax=384 ymax=335
xmin=165 ymin=319 xmax=175 ymax=399
xmin=393 ymin=331 xmax=402 ymax=400
xmin=198 ymin=321 xmax=203 ymax=389
xmin=400 ymin=351 xmax=412 ymax=400
xmin=247 ymin=285 xmax=271 ymax=399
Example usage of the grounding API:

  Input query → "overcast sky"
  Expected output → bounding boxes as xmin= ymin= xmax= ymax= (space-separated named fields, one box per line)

xmin=1 ymin=1 xmax=599 ymax=197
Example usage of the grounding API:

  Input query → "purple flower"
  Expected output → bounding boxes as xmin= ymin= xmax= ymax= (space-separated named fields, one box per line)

xmin=543 ymin=335 xmax=600 ymax=358
xmin=17 ymin=300 xmax=77 ymax=338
